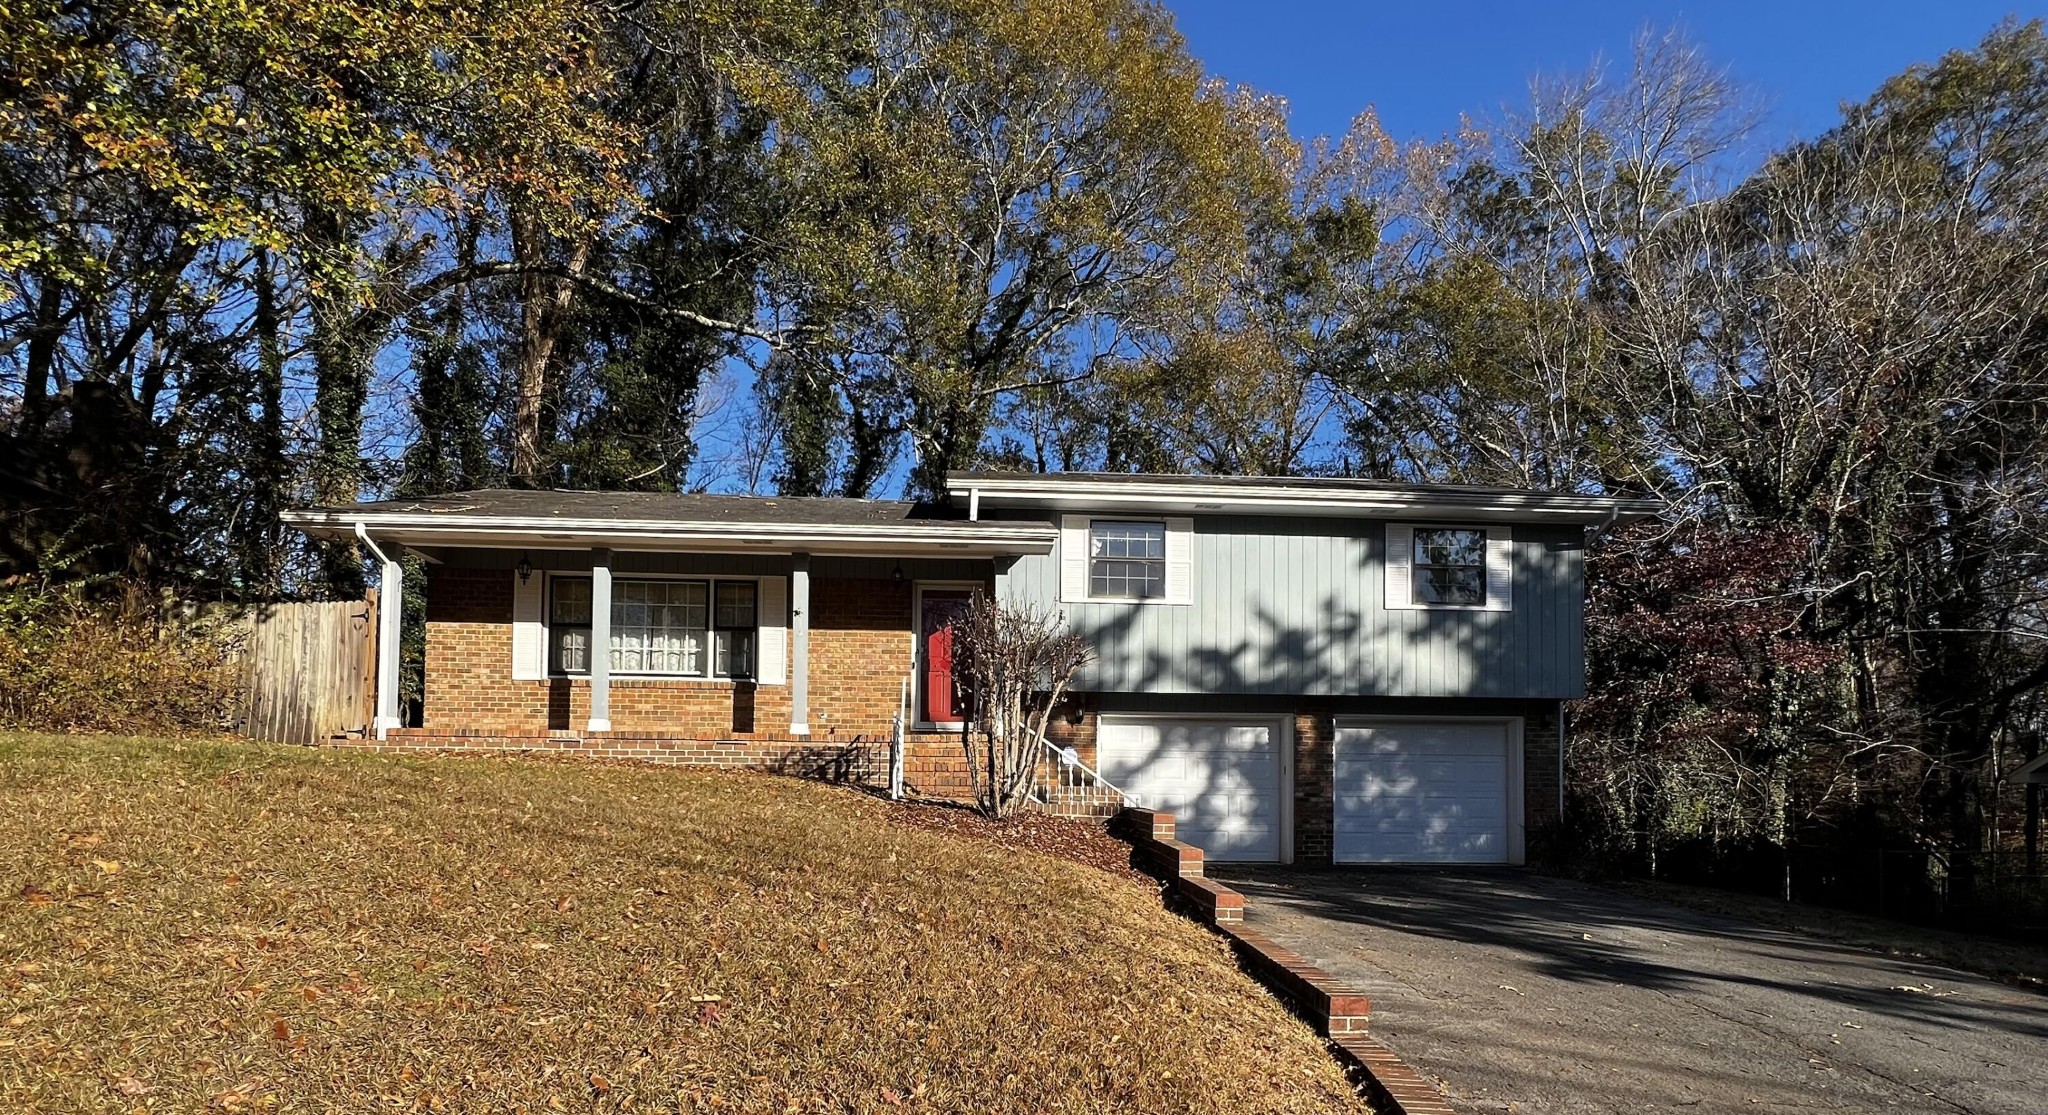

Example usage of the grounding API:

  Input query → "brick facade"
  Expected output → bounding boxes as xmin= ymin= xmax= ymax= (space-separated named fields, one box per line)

xmin=410 ymin=566 xmax=978 ymax=797
xmin=405 ymin=566 xmax=1571 ymax=833
xmin=1291 ymin=703 xmax=1337 ymax=865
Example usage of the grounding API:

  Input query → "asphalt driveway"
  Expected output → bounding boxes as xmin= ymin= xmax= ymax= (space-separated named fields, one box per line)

xmin=1213 ymin=868 xmax=2048 ymax=1115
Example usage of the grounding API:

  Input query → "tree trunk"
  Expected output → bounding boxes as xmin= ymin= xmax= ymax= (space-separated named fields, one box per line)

xmin=508 ymin=206 xmax=591 ymax=487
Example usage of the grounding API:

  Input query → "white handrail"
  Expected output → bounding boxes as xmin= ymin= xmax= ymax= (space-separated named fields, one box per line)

xmin=1035 ymin=733 xmax=1135 ymax=809
xmin=887 ymin=665 xmax=912 ymax=800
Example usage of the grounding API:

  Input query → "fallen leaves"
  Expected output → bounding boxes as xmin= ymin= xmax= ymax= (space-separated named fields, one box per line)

xmin=0 ymin=733 xmax=1369 ymax=1114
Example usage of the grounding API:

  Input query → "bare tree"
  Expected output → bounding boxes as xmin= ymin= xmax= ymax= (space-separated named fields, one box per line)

xmin=954 ymin=593 xmax=1092 ymax=818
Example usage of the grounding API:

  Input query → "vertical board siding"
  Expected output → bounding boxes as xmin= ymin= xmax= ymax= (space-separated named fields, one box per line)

xmin=1005 ymin=515 xmax=1585 ymax=699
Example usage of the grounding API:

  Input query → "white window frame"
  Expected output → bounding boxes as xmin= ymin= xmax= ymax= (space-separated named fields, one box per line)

xmin=1059 ymin=514 xmax=1194 ymax=605
xmin=544 ymin=570 xmax=764 ymax=681
xmin=1385 ymin=523 xmax=1513 ymax=612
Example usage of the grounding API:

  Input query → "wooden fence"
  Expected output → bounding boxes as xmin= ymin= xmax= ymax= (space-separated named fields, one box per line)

xmin=238 ymin=593 xmax=378 ymax=746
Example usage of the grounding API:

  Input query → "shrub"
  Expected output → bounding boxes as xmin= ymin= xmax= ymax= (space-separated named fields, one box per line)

xmin=0 ymin=585 xmax=244 ymax=734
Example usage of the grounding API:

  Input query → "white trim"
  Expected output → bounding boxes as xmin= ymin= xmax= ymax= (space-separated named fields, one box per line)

xmin=281 ymin=510 xmax=1058 ymax=556
xmin=540 ymin=569 xmax=771 ymax=683
xmin=1096 ymin=712 xmax=1294 ymax=864
xmin=1388 ymin=523 xmax=1513 ymax=612
xmin=952 ymin=474 xmax=1660 ymax=523
xmin=911 ymin=581 xmax=983 ymax=730
xmin=1331 ymin=715 xmax=1526 ymax=865
xmin=1062 ymin=515 xmax=1193 ymax=606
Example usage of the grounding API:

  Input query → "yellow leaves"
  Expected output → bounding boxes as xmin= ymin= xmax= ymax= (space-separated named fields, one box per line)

xmin=92 ymin=858 xmax=122 ymax=875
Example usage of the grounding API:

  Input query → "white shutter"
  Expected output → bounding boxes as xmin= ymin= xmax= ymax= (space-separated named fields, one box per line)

xmin=1484 ymin=527 xmax=1514 ymax=612
xmin=511 ymin=571 xmax=546 ymax=679
xmin=1384 ymin=524 xmax=1418 ymax=611
xmin=1059 ymin=515 xmax=1090 ymax=602
xmin=756 ymin=574 xmax=788 ymax=685
xmin=1164 ymin=517 xmax=1194 ymax=605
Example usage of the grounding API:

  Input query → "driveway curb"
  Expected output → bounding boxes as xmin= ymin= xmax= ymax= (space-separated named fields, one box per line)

xmin=1116 ymin=808 xmax=1458 ymax=1115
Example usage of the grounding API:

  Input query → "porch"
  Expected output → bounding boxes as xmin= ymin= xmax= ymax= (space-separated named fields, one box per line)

xmin=280 ymin=489 xmax=1076 ymax=803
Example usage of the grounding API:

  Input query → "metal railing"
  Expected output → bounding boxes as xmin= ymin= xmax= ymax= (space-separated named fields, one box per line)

xmin=888 ymin=669 xmax=911 ymax=800
xmin=1033 ymin=734 xmax=1135 ymax=815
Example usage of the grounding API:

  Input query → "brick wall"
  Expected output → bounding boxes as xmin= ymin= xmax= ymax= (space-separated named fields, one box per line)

xmin=1523 ymin=703 xmax=1563 ymax=831
xmin=414 ymin=566 xmax=977 ymax=797
xmin=423 ymin=568 xmax=928 ymax=739
xmin=1292 ymin=703 xmax=1335 ymax=865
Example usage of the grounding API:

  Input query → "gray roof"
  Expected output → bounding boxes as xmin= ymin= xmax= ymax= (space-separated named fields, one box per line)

xmin=946 ymin=469 xmax=1656 ymax=503
xmin=332 ymin=489 xmax=958 ymax=527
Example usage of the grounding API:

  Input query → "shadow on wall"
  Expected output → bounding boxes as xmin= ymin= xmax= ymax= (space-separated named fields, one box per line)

xmin=1073 ymin=532 xmax=1578 ymax=834
xmin=760 ymin=741 xmax=883 ymax=785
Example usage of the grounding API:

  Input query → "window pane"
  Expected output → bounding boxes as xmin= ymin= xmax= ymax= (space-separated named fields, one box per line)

xmin=1090 ymin=520 xmax=1165 ymax=559
xmin=1414 ymin=529 xmax=1485 ymax=568
xmin=554 ymin=628 xmax=588 ymax=673
xmin=716 ymin=629 xmax=755 ymax=678
xmin=1415 ymin=566 xmax=1486 ymax=606
xmin=716 ymin=582 xmax=757 ymax=628
xmin=551 ymin=578 xmax=591 ymax=624
xmin=1090 ymin=558 xmax=1165 ymax=599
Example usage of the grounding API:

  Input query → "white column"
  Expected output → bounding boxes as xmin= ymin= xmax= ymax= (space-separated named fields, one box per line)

xmin=587 ymin=548 xmax=612 ymax=733
xmin=790 ymin=553 xmax=810 ymax=736
xmin=375 ymin=551 xmax=403 ymax=738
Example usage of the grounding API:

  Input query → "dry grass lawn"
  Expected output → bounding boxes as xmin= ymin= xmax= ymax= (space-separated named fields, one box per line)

xmin=0 ymin=734 xmax=1368 ymax=1114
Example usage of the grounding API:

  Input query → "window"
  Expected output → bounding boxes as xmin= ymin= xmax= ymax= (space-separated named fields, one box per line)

xmin=1412 ymin=528 xmax=1488 ymax=606
xmin=1089 ymin=520 xmax=1166 ymax=599
xmin=713 ymin=581 xmax=757 ymax=678
xmin=550 ymin=576 xmax=758 ymax=678
xmin=550 ymin=577 xmax=592 ymax=674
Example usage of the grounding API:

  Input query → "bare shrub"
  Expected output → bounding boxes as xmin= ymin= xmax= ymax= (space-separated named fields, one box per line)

xmin=955 ymin=593 xmax=1092 ymax=818
xmin=0 ymin=586 xmax=244 ymax=734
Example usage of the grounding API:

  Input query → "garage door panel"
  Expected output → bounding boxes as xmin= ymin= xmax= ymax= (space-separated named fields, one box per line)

xmin=1099 ymin=717 xmax=1282 ymax=863
xmin=1335 ymin=721 xmax=1511 ymax=864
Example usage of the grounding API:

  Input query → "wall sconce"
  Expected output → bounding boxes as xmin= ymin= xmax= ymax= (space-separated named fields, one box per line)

xmin=516 ymin=553 xmax=534 ymax=584
xmin=891 ymin=562 xmax=906 ymax=583
xmin=1064 ymin=697 xmax=1086 ymax=725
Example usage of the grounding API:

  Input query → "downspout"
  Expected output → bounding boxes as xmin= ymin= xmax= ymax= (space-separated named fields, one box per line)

xmin=968 ymin=486 xmax=981 ymax=521
xmin=354 ymin=521 xmax=391 ymax=567
xmin=355 ymin=523 xmax=400 ymax=740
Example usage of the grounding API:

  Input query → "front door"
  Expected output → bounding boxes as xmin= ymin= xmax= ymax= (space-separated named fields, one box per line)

xmin=919 ymin=590 xmax=974 ymax=724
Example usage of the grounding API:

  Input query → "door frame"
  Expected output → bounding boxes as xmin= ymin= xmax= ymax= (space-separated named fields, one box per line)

xmin=1096 ymin=712 xmax=1295 ymax=864
xmin=1330 ymin=715 xmax=1525 ymax=865
xmin=911 ymin=581 xmax=984 ymax=730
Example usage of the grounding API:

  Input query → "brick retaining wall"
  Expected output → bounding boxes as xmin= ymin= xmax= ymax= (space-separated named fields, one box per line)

xmin=1117 ymin=806 xmax=1460 ymax=1115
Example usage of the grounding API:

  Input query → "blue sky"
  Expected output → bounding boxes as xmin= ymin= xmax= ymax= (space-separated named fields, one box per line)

xmin=1167 ymin=2 xmax=2038 ymax=156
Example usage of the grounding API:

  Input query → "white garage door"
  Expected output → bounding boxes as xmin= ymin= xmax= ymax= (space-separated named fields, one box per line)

xmin=1334 ymin=720 xmax=1513 ymax=864
xmin=1097 ymin=717 xmax=1283 ymax=862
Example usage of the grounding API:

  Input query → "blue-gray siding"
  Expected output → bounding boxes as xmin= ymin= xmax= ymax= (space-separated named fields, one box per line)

xmin=1002 ymin=516 xmax=1585 ymax=699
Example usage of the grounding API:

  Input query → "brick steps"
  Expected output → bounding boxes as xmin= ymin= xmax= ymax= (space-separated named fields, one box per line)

xmin=1117 ymin=806 xmax=1457 ymax=1115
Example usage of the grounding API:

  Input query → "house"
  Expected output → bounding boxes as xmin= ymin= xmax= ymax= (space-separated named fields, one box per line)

xmin=282 ymin=472 xmax=1657 ymax=865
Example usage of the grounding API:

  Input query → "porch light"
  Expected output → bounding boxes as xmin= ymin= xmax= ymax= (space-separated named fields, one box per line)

xmin=891 ymin=562 xmax=905 ymax=583
xmin=516 ymin=553 xmax=534 ymax=584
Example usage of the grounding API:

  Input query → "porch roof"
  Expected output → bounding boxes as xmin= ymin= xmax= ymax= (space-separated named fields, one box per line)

xmin=281 ymin=489 xmax=1057 ymax=557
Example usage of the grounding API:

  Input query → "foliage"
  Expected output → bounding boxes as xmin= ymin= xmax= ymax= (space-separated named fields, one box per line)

xmin=955 ymin=593 xmax=1092 ymax=818
xmin=0 ymin=734 xmax=1367 ymax=1112
xmin=1572 ymin=523 xmax=1853 ymax=867
xmin=0 ymin=587 xmax=242 ymax=733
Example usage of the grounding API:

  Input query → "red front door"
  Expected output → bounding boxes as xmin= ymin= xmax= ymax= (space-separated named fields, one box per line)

xmin=920 ymin=591 xmax=973 ymax=723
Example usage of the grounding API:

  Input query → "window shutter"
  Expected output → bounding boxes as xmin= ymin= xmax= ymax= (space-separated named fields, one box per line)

xmin=1164 ymin=517 xmax=1194 ymax=605
xmin=1384 ymin=524 xmax=1418 ymax=611
xmin=1059 ymin=515 xmax=1089 ymax=602
xmin=756 ymin=575 xmax=788 ymax=685
xmin=1485 ymin=527 xmax=1514 ymax=612
xmin=511 ymin=571 xmax=546 ymax=679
